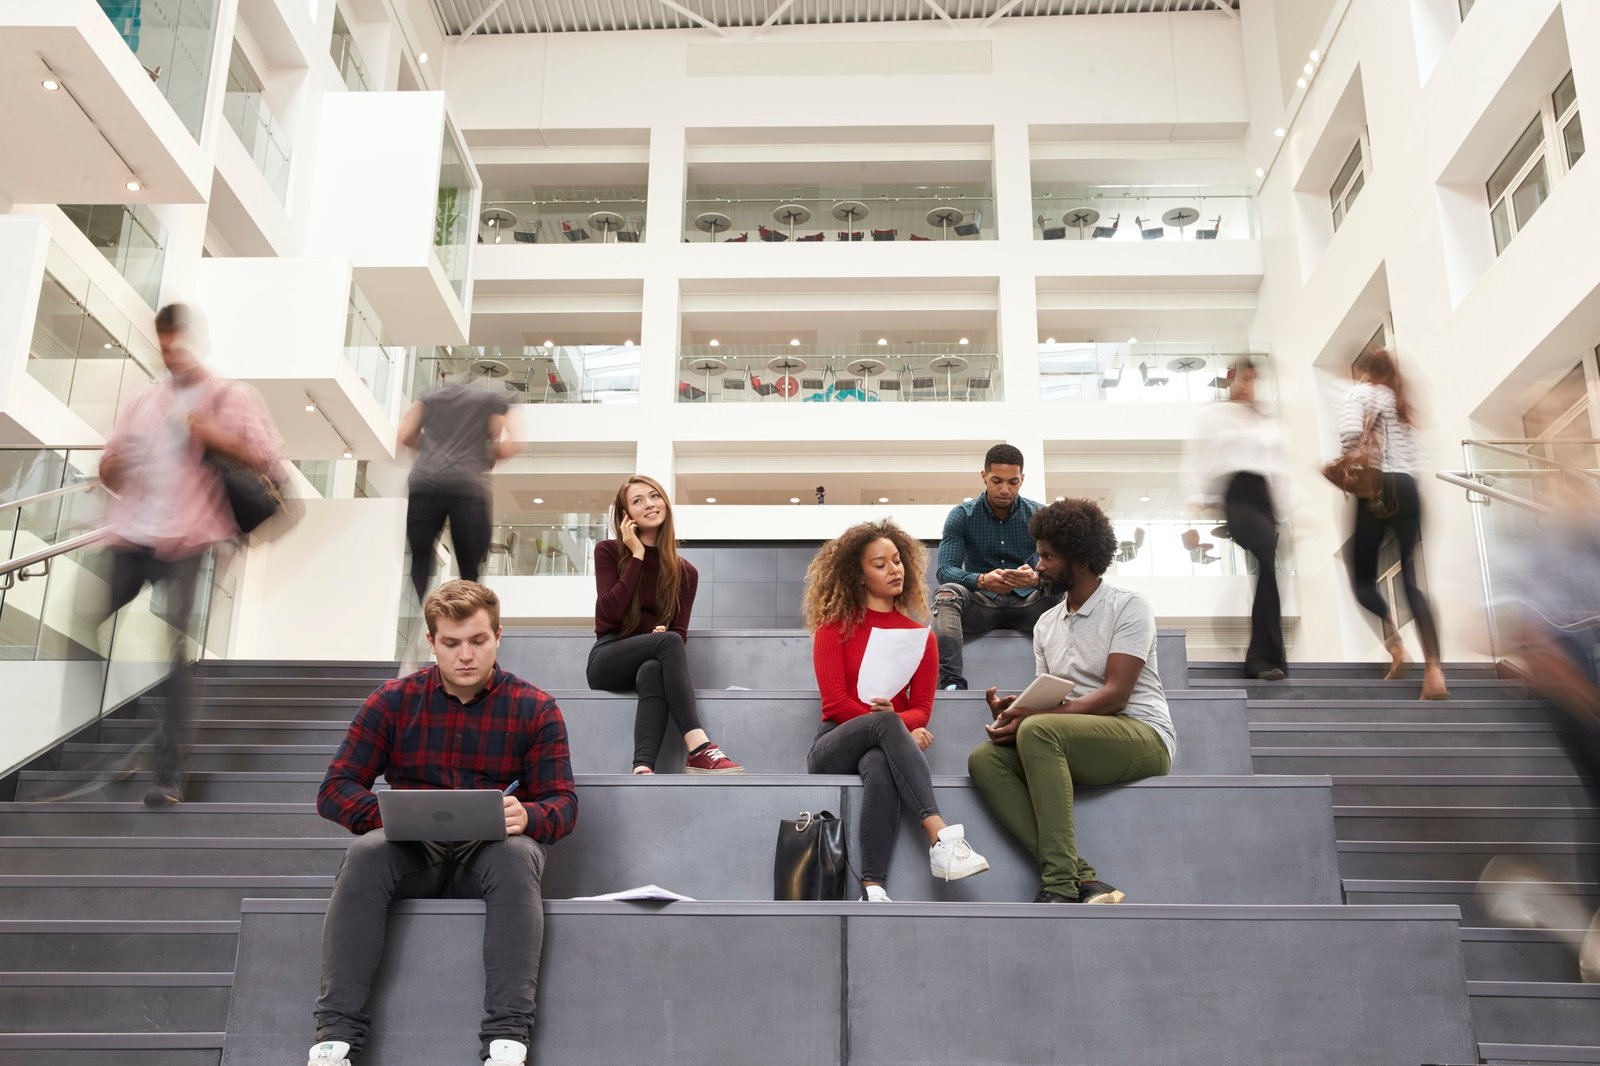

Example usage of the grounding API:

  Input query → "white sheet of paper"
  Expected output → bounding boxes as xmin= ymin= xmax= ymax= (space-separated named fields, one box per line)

xmin=856 ymin=626 xmax=931 ymax=704
xmin=570 ymin=884 xmax=695 ymax=902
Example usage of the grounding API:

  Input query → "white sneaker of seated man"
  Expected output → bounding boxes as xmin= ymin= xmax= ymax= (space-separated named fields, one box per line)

xmin=929 ymin=824 xmax=989 ymax=881
xmin=307 ymin=1037 xmax=527 ymax=1064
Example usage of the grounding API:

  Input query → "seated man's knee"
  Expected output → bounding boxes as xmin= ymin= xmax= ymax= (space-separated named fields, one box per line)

xmin=482 ymin=835 xmax=546 ymax=883
xmin=967 ymin=741 xmax=1009 ymax=777
xmin=932 ymin=584 xmax=969 ymax=615
xmin=339 ymin=829 xmax=403 ymax=877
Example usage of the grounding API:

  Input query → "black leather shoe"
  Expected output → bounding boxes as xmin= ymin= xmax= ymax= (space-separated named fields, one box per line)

xmin=1033 ymin=889 xmax=1076 ymax=903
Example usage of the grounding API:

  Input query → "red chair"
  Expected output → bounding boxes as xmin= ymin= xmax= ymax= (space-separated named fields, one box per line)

xmin=724 ymin=232 xmax=749 ymax=242
xmin=836 ymin=231 xmax=864 ymax=242
xmin=759 ymin=225 xmax=788 ymax=243
xmin=797 ymin=232 xmax=825 ymax=242
xmin=871 ymin=228 xmax=897 ymax=241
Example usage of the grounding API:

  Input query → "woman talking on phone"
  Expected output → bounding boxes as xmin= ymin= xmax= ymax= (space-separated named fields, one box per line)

xmin=587 ymin=475 xmax=744 ymax=775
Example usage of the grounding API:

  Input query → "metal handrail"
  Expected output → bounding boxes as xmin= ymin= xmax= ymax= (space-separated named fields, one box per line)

xmin=0 ymin=478 xmax=101 ymax=517
xmin=1462 ymin=439 xmax=1600 ymax=480
xmin=1435 ymin=471 xmax=1554 ymax=515
xmin=0 ymin=527 xmax=110 ymax=589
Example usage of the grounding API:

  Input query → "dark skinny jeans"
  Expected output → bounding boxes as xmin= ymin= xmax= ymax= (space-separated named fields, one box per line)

xmin=1224 ymin=473 xmax=1285 ymax=675
xmin=586 ymin=631 xmax=704 ymax=770
xmin=406 ymin=488 xmax=492 ymax=604
xmin=806 ymin=713 xmax=941 ymax=887
xmin=1348 ymin=472 xmax=1441 ymax=661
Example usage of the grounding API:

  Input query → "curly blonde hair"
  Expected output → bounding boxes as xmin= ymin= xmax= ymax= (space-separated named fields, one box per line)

xmin=802 ymin=520 xmax=929 ymax=638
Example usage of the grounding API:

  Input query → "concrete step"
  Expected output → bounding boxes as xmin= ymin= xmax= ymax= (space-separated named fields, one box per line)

xmin=0 ymin=776 xmax=1344 ymax=905
xmin=1253 ymin=746 xmax=1580 ymax=776
xmin=1479 ymin=1042 xmax=1600 ymax=1064
xmin=1464 ymin=927 xmax=1594 ymax=983
xmin=0 ymin=920 xmax=240 ymax=972
xmin=1343 ymin=879 xmax=1600 ymax=926
xmin=0 ymin=876 xmax=336 ymax=920
xmin=1330 ymin=776 xmax=1592 ymax=807
xmin=191 ymin=678 xmax=381 ymax=699
xmin=219 ymin=898 xmax=1474 ymax=1066
xmin=1246 ymin=698 xmax=1556 ymax=724
xmin=60 ymin=744 xmax=335 ymax=774
xmin=1333 ymin=806 xmax=1599 ymax=843
xmin=1468 ymin=981 xmax=1600 ymax=1048
xmin=1251 ymin=721 xmax=1561 ymax=748
xmin=0 ymin=837 xmax=349 ymax=876
xmin=1336 ymin=841 xmax=1599 ymax=882
xmin=1188 ymin=660 xmax=1502 ymax=681
xmin=196 ymin=661 xmax=392 ymax=680
xmin=1190 ymin=676 xmax=1525 ymax=700
xmin=0 ymin=1033 xmax=223 ymax=1066
xmin=0 ymin=972 xmax=231 ymax=1033
xmin=118 ymin=689 xmax=1254 ymax=776
xmin=14 ymin=771 xmax=328 ymax=804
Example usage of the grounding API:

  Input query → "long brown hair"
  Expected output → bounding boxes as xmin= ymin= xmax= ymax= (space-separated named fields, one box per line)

xmin=610 ymin=475 xmax=684 ymax=635
xmin=802 ymin=520 xmax=929 ymax=639
xmin=1365 ymin=349 xmax=1415 ymax=425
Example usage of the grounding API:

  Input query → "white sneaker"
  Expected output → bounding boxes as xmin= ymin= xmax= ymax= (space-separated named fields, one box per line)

xmin=307 ymin=1040 xmax=351 ymax=1066
xmin=860 ymin=884 xmax=892 ymax=902
xmin=929 ymin=824 xmax=989 ymax=881
xmin=486 ymin=1038 xmax=528 ymax=1066
xmin=1478 ymin=857 xmax=1591 ymax=934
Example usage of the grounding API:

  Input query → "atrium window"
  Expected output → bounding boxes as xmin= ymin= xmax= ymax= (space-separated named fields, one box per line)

xmin=1458 ymin=0 xmax=1474 ymax=20
xmin=1329 ymin=136 xmax=1367 ymax=232
xmin=1555 ymin=70 xmax=1585 ymax=170
xmin=1489 ymin=71 xmax=1583 ymax=255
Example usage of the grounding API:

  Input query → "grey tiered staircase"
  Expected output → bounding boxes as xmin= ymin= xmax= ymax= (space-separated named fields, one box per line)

xmin=0 ymin=630 xmax=1591 ymax=1063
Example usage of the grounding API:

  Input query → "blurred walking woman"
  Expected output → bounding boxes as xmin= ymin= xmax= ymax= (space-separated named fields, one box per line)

xmin=1184 ymin=358 xmax=1290 ymax=681
xmin=804 ymin=520 xmax=989 ymax=901
xmin=587 ymin=476 xmax=744 ymax=774
xmin=1340 ymin=351 xmax=1449 ymax=700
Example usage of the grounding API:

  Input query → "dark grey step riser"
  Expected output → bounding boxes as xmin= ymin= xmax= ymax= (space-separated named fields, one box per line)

xmin=1335 ymin=815 xmax=1598 ymax=843
xmin=1247 ymin=705 xmax=1556 ymax=725
xmin=1465 ymin=940 xmax=1592 ymax=983
xmin=0 ymin=986 xmax=230 ymax=1033
xmin=198 ymin=663 xmax=391 ymax=679
xmin=1188 ymin=664 xmax=1501 ymax=680
xmin=60 ymin=749 xmax=327 ymax=774
xmin=1333 ymin=784 xmax=1594 ymax=807
xmin=0 ymin=887 xmax=333 ymax=920
xmin=189 ymin=682 xmax=383 ymax=697
xmin=1338 ymin=850 xmax=1595 ymax=882
xmin=1479 ymin=1054 xmax=1600 ymax=1066
xmin=0 ymin=1051 xmax=221 ymax=1066
xmin=1347 ymin=890 xmax=1600 ymax=926
xmin=4 ymin=847 xmax=345 ymax=877
xmin=0 ymin=931 xmax=240 ymax=972
xmin=1468 ymin=992 xmax=1600 ymax=1048
xmin=1193 ymin=680 xmax=1526 ymax=699
xmin=1253 ymin=729 xmax=1560 ymax=749
xmin=1255 ymin=754 xmax=1580 ymax=775
xmin=15 ymin=778 xmax=321 ymax=804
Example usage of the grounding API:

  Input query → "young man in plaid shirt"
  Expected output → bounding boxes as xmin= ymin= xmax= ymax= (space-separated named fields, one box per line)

xmin=307 ymin=580 xmax=577 ymax=1066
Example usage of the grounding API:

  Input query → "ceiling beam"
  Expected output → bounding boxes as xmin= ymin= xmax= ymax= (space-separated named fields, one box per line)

xmin=651 ymin=0 xmax=733 ymax=35
xmin=754 ymin=0 xmax=801 ymax=35
xmin=463 ymin=0 xmax=512 ymax=36
xmin=920 ymin=0 xmax=960 ymax=29
xmin=1209 ymin=0 xmax=1238 ymax=19
xmin=979 ymin=0 xmax=1026 ymax=28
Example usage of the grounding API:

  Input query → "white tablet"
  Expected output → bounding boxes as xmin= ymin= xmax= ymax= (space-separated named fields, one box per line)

xmin=1012 ymin=673 xmax=1076 ymax=712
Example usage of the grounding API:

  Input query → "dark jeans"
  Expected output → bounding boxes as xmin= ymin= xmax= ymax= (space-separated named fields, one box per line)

xmin=1543 ymin=633 xmax=1600 ymax=887
xmin=406 ymin=488 xmax=492 ymax=603
xmin=315 ymin=829 xmax=547 ymax=1061
xmin=806 ymin=714 xmax=940 ymax=887
xmin=1225 ymin=473 xmax=1285 ymax=675
xmin=930 ymin=583 xmax=1061 ymax=686
xmin=586 ymin=632 xmax=704 ymax=770
xmin=1348 ymin=472 xmax=1441 ymax=661
xmin=106 ymin=546 xmax=203 ymax=788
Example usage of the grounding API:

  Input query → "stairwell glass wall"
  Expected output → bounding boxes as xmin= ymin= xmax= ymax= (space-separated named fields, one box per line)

xmin=329 ymin=6 xmax=372 ymax=92
xmin=57 ymin=204 xmax=167 ymax=310
xmin=434 ymin=131 xmax=475 ymax=303
xmin=222 ymin=47 xmax=292 ymax=202
xmin=95 ymin=0 xmax=220 ymax=138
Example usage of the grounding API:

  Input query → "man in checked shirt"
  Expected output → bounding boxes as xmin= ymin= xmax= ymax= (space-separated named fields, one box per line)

xmin=306 ymin=580 xmax=577 ymax=1066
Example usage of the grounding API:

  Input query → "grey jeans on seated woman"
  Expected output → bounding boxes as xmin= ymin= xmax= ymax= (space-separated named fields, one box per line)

xmin=806 ymin=713 xmax=940 ymax=886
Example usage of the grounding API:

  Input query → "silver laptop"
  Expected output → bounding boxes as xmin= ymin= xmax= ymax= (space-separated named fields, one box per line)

xmin=377 ymin=789 xmax=507 ymax=842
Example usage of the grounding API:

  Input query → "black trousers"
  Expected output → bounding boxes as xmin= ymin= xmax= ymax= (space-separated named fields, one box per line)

xmin=586 ymin=632 xmax=704 ymax=770
xmin=1348 ymin=473 xmax=1441 ymax=661
xmin=406 ymin=488 xmax=491 ymax=603
xmin=1224 ymin=473 xmax=1285 ymax=675
xmin=106 ymin=546 xmax=203 ymax=788
xmin=807 ymin=714 xmax=940 ymax=887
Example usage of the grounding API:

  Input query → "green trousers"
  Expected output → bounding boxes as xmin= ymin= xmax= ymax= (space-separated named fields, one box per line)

xmin=968 ymin=713 xmax=1171 ymax=898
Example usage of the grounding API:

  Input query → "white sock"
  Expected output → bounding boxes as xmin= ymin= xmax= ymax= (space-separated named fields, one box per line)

xmin=862 ymin=884 xmax=891 ymax=902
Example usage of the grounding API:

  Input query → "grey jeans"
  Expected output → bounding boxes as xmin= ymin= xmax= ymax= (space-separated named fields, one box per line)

xmin=930 ymin=582 xmax=1061 ymax=686
xmin=806 ymin=713 xmax=940 ymax=888
xmin=315 ymin=829 xmax=547 ymax=1060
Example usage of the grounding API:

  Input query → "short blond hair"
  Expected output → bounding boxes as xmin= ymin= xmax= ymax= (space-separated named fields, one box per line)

xmin=423 ymin=580 xmax=501 ymax=636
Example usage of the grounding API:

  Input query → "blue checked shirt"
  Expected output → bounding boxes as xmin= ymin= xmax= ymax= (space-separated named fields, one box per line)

xmin=936 ymin=495 xmax=1045 ymax=601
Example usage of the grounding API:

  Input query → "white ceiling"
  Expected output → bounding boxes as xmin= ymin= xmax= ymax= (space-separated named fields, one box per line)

xmin=432 ymin=0 xmax=1238 ymax=36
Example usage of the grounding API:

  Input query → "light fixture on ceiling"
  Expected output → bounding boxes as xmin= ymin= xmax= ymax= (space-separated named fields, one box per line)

xmin=543 ymin=339 xmax=554 ymax=348
xmin=789 ymin=497 xmax=801 ymax=504
xmin=1303 ymin=62 xmax=1314 ymax=75
xmin=1309 ymin=49 xmax=1320 ymax=61
xmin=708 ymin=339 xmax=719 ymax=347
xmin=1055 ymin=496 xmax=1065 ymax=502
xmin=103 ymin=341 xmax=114 ymax=350
xmin=1273 ymin=127 xmax=1286 ymax=137
xmin=304 ymin=401 xmax=317 ymax=412
xmin=958 ymin=337 xmax=969 ymax=346
xmin=789 ymin=338 xmax=800 ymax=347
xmin=877 ymin=497 xmax=889 ymax=504
xmin=624 ymin=339 xmax=634 ymax=347
xmin=532 ymin=497 xmax=544 ymax=504
xmin=1127 ymin=336 xmax=1139 ymax=344
xmin=418 ymin=51 xmax=429 ymax=63
xmin=1255 ymin=167 xmax=1265 ymax=178
xmin=1139 ymin=495 xmax=1151 ymax=503
xmin=41 ymin=78 xmax=61 ymax=91
xmin=962 ymin=497 xmax=973 ymax=503
xmin=705 ymin=497 xmax=717 ymax=504
xmin=125 ymin=179 xmax=143 ymax=192
xmin=1044 ymin=336 xmax=1055 ymax=345
xmin=877 ymin=338 xmax=888 ymax=346
xmin=342 ymin=448 xmax=353 ymax=460
xmin=1296 ymin=77 xmax=1307 ymax=89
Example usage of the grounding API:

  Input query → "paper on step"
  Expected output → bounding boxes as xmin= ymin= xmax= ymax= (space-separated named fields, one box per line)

xmin=856 ymin=625 xmax=931 ymax=704
xmin=571 ymin=884 xmax=695 ymax=902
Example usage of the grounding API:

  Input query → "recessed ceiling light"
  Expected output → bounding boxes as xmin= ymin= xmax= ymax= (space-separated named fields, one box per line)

xmin=418 ymin=51 xmax=429 ymax=63
xmin=42 ymin=79 xmax=60 ymax=91
xmin=1309 ymin=49 xmax=1320 ymax=61
xmin=624 ymin=339 xmax=634 ymax=347
xmin=789 ymin=497 xmax=801 ymax=504
xmin=708 ymin=339 xmax=719 ymax=347
xmin=341 ymin=448 xmax=353 ymax=459
xmin=1255 ymin=167 xmax=1265 ymax=178
xmin=1273 ymin=127 xmax=1286 ymax=137
xmin=103 ymin=341 xmax=114 ymax=350
xmin=532 ymin=497 xmax=544 ymax=504
xmin=1296 ymin=77 xmax=1307 ymax=89
xmin=958 ymin=337 xmax=969 ymax=345
xmin=125 ymin=179 xmax=142 ymax=192
xmin=1303 ymin=62 xmax=1314 ymax=75
xmin=877 ymin=497 xmax=889 ymax=504
xmin=877 ymin=338 xmax=888 ymax=346
xmin=1055 ymin=496 xmax=1065 ymax=502
xmin=543 ymin=339 xmax=554 ymax=348
xmin=304 ymin=402 xmax=317 ymax=412
xmin=963 ymin=497 xmax=973 ymax=503
xmin=1127 ymin=336 xmax=1139 ymax=344
xmin=789 ymin=338 xmax=800 ymax=347
xmin=1139 ymin=495 xmax=1151 ymax=503
xmin=705 ymin=497 xmax=717 ymax=503
xmin=1044 ymin=337 xmax=1055 ymax=344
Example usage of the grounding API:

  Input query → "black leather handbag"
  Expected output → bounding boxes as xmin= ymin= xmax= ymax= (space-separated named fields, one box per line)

xmin=207 ymin=451 xmax=282 ymax=535
xmin=773 ymin=810 xmax=849 ymax=901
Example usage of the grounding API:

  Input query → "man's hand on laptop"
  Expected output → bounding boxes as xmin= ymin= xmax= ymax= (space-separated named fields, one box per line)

xmin=503 ymin=795 xmax=528 ymax=836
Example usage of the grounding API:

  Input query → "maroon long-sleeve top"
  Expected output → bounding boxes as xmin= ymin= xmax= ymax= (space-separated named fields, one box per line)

xmin=592 ymin=539 xmax=699 ymax=640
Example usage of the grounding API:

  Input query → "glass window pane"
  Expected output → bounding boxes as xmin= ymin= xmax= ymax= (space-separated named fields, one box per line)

xmin=1332 ymin=141 xmax=1363 ymax=200
xmin=1510 ymin=157 xmax=1549 ymax=230
xmin=1490 ymin=199 xmax=1513 ymax=254
xmin=1345 ymin=169 xmax=1365 ymax=209
xmin=1331 ymin=200 xmax=1344 ymax=230
xmin=1554 ymin=70 xmax=1577 ymax=118
xmin=1488 ymin=116 xmax=1545 ymax=204
xmin=1565 ymin=112 xmax=1586 ymax=168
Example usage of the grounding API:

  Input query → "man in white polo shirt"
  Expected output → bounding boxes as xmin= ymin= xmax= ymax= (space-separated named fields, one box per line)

xmin=967 ymin=497 xmax=1176 ymax=904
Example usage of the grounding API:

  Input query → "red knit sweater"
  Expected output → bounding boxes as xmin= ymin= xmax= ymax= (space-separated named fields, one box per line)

xmin=592 ymin=540 xmax=698 ymax=639
xmin=811 ymin=609 xmax=937 ymax=732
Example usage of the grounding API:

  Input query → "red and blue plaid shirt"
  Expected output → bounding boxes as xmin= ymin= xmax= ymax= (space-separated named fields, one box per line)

xmin=318 ymin=665 xmax=578 ymax=843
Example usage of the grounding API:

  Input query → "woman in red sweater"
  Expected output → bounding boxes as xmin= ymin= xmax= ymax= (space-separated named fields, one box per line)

xmin=586 ymin=475 xmax=743 ymax=775
xmin=804 ymin=520 xmax=989 ymax=901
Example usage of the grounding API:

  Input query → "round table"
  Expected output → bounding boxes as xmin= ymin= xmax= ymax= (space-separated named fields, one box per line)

xmin=831 ymin=201 xmax=869 ymax=231
xmin=926 ymin=206 xmax=964 ymax=239
xmin=1162 ymin=206 xmax=1201 ymax=238
xmin=688 ymin=356 xmax=728 ymax=396
xmin=773 ymin=203 xmax=812 ymax=240
xmin=694 ymin=212 xmax=733 ymax=241
xmin=929 ymin=355 xmax=969 ymax=397
xmin=846 ymin=358 xmax=887 ymax=379
xmin=588 ymin=211 xmax=627 ymax=243
xmin=1062 ymin=208 xmax=1100 ymax=239
xmin=472 ymin=359 xmax=510 ymax=379
xmin=480 ymin=207 xmax=517 ymax=243
xmin=1167 ymin=357 xmax=1208 ymax=373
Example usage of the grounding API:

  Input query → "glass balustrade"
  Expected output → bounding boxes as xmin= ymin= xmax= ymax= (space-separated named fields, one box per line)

xmin=58 ymin=203 xmax=167 ymax=308
xmin=222 ymin=50 xmax=292 ymax=201
xmin=683 ymin=184 xmax=995 ymax=243
xmin=479 ymin=189 xmax=648 ymax=245
xmin=329 ymin=7 xmax=372 ymax=91
xmin=1040 ymin=342 xmax=1273 ymax=403
xmin=1030 ymin=185 xmax=1257 ymax=241
xmin=29 ymin=243 xmax=160 ymax=438
xmin=435 ymin=132 xmax=474 ymax=302
xmin=1104 ymin=515 xmax=1295 ymax=579
xmin=479 ymin=516 xmax=610 ymax=577
xmin=345 ymin=287 xmax=403 ymax=407
xmin=411 ymin=345 xmax=641 ymax=404
xmin=96 ymin=0 xmax=219 ymax=138
xmin=677 ymin=344 xmax=1001 ymax=403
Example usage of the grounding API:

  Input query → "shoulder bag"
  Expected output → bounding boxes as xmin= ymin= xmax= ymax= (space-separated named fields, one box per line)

xmin=773 ymin=809 xmax=850 ymax=901
xmin=1321 ymin=407 xmax=1383 ymax=501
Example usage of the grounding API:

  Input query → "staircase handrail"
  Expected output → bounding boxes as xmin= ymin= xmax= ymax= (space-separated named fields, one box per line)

xmin=1461 ymin=438 xmax=1600 ymax=480
xmin=0 ymin=477 xmax=102 ymax=517
xmin=0 ymin=526 xmax=112 ymax=589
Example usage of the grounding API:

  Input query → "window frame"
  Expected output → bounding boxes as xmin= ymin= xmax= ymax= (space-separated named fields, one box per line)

xmin=1555 ymin=69 xmax=1584 ymax=170
xmin=1489 ymin=71 xmax=1582 ymax=254
xmin=1329 ymin=131 xmax=1370 ymax=233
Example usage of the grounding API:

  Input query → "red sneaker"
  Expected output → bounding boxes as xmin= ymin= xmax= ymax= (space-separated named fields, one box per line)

xmin=685 ymin=743 xmax=745 ymax=775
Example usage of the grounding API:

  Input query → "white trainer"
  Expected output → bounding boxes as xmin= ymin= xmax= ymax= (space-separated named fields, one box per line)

xmin=861 ymin=884 xmax=892 ymax=902
xmin=486 ymin=1038 xmax=528 ymax=1066
xmin=306 ymin=1040 xmax=351 ymax=1066
xmin=929 ymin=824 xmax=989 ymax=881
